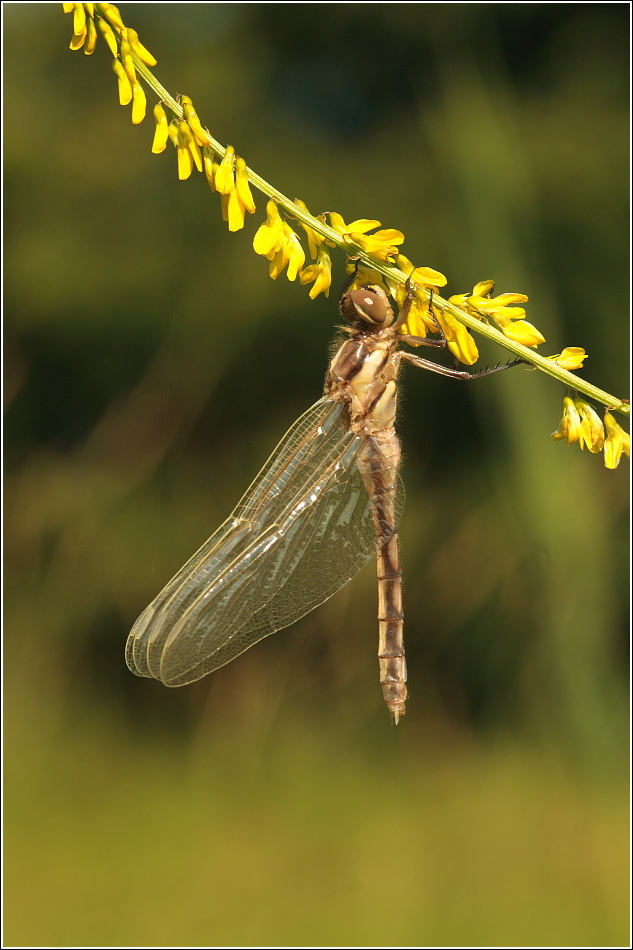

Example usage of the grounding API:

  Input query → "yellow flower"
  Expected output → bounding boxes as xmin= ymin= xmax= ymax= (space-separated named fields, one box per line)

xmin=351 ymin=228 xmax=404 ymax=261
xmin=72 ymin=3 xmax=86 ymax=36
xmin=547 ymin=347 xmax=587 ymax=370
xmin=119 ymin=38 xmax=136 ymax=85
xmin=328 ymin=213 xmax=381 ymax=237
xmin=180 ymin=96 xmax=212 ymax=147
xmin=498 ymin=318 xmax=546 ymax=347
xmin=300 ymin=246 xmax=332 ymax=299
xmin=70 ymin=26 xmax=87 ymax=51
xmin=215 ymin=146 xmax=235 ymax=195
xmin=603 ymin=411 xmax=630 ymax=469
xmin=450 ymin=283 xmax=545 ymax=347
xmin=84 ymin=15 xmax=98 ymax=54
xmin=225 ymin=188 xmax=244 ymax=231
xmin=574 ymin=398 xmax=605 ymax=454
xmin=218 ymin=160 xmax=254 ymax=233
xmin=235 ymin=158 xmax=256 ymax=214
xmin=152 ymin=103 xmax=169 ymax=153
xmin=97 ymin=17 xmax=118 ymax=57
xmin=294 ymin=199 xmax=325 ymax=259
xmin=282 ymin=223 xmax=305 ymax=280
xmin=202 ymin=148 xmax=218 ymax=192
xmin=551 ymin=396 xmax=583 ymax=445
xmin=125 ymin=27 xmax=157 ymax=67
xmin=253 ymin=201 xmax=284 ymax=257
xmin=99 ymin=3 xmax=126 ymax=33
xmin=112 ymin=58 xmax=132 ymax=106
xmin=131 ymin=82 xmax=146 ymax=124
xmin=440 ymin=312 xmax=479 ymax=365
xmin=167 ymin=121 xmax=201 ymax=180
xmin=396 ymin=255 xmax=447 ymax=291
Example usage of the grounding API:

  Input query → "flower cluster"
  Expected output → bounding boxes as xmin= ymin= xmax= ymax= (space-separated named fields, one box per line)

xmin=552 ymin=397 xmax=629 ymax=469
xmin=63 ymin=4 xmax=628 ymax=468
xmin=449 ymin=281 xmax=545 ymax=348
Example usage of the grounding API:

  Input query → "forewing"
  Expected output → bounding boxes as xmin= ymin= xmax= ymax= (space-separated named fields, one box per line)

xmin=126 ymin=397 xmax=404 ymax=687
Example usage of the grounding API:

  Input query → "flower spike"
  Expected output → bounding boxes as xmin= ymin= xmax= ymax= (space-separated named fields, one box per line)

xmin=60 ymin=2 xmax=629 ymax=463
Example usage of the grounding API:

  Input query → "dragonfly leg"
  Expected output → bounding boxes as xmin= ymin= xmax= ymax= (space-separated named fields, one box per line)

xmin=401 ymin=351 xmax=526 ymax=380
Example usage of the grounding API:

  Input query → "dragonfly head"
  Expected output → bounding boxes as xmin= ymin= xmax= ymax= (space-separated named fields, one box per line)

xmin=339 ymin=283 xmax=396 ymax=329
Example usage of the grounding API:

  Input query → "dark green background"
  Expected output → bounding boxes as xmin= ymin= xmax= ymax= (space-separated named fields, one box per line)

xmin=4 ymin=3 xmax=629 ymax=946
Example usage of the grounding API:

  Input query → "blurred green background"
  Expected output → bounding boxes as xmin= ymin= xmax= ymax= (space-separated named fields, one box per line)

xmin=4 ymin=4 xmax=629 ymax=947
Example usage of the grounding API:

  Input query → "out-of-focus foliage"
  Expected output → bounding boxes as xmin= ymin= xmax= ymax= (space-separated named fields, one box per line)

xmin=4 ymin=4 xmax=629 ymax=947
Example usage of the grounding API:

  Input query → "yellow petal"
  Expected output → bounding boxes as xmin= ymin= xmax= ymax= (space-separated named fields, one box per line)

xmin=411 ymin=265 xmax=447 ymax=288
xmin=472 ymin=280 xmax=495 ymax=297
xmin=69 ymin=27 xmax=87 ymax=50
xmin=501 ymin=320 xmax=546 ymax=347
xmin=181 ymin=95 xmax=213 ymax=147
xmin=178 ymin=121 xmax=202 ymax=172
xmin=112 ymin=58 xmax=132 ymax=106
xmin=492 ymin=293 xmax=529 ymax=306
xmin=97 ymin=18 xmax=118 ymax=57
xmin=131 ymin=82 xmax=146 ymax=124
xmin=448 ymin=292 xmax=470 ymax=308
xmin=269 ymin=246 xmax=289 ymax=279
xmin=203 ymin=149 xmax=217 ymax=190
xmin=215 ymin=146 xmax=235 ymax=194
xmin=84 ymin=16 xmax=98 ymax=54
xmin=226 ymin=187 xmax=246 ymax=231
xmin=346 ymin=218 xmax=383 ymax=234
xmin=283 ymin=225 xmax=306 ymax=280
xmin=120 ymin=39 xmax=136 ymax=85
xmin=603 ymin=411 xmax=630 ymax=469
xmin=549 ymin=347 xmax=587 ymax=370
xmin=126 ymin=27 xmax=157 ymax=67
xmin=441 ymin=313 xmax=479 ymax=365
xmin=235 ymin=158 xmax=256 ymax=213
xmin=73 ymin=3 xmax=86 ymax=35
xmin=574 ymin=399 xmax=605 ymax=453
xmin=551 ymin=396 xmax=582 ymax=444
xmin=328 ymin=212 xmax=348 ymax=234
xmin=177 ymin=146 xmax=193 ymax=180
xmin=152 ymin=103 xmax=169 ymax=153
xmin=100 ymin=3 xmax=126 ymax=32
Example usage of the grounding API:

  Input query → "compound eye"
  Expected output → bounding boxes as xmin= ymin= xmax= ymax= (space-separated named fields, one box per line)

xmin=342 ymin=285 xmax=394 ymax=326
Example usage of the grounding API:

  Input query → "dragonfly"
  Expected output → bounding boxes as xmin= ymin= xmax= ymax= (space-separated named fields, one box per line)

xmin=126 ymin=274 xmax=518 ymax=722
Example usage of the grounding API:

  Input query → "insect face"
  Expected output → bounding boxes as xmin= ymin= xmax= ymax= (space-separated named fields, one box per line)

xmin=340 ymin=283 xmax=395 ymax=328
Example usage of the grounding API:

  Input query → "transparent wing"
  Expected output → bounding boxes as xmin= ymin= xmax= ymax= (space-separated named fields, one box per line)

xmin=126 ymin=398 xmax=404 ymax=686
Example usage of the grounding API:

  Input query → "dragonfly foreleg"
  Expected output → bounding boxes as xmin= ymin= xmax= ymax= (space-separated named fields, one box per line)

xmin=401 ymin=351 xmax=525 ymax=380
